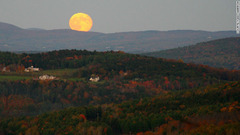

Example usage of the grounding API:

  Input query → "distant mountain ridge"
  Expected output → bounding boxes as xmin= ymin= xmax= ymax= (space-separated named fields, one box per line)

xmin=27 ymin=28 xmax=45 ymax=31
xmin=0 ymin=22 xmax=239 ymax=53
xmin=143 ymin=37 xmax=240 ymax=70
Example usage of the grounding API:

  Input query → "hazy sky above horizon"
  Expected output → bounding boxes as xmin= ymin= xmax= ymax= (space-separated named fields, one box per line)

xmin=0 ymin=0 xmax=236 ymax=33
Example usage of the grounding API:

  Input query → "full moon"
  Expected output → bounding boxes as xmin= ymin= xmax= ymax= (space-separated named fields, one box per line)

xmin=69 ymin=13 xmax=93 ymax=32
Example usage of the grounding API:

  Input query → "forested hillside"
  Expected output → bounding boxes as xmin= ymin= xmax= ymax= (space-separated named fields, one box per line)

xmin=0 ymin=81 xmax=239 ymax=134
xmin=0 ymin=49 xmax=239 ymax=134
xmin=144 ymin=37 xmax=240 ymax=70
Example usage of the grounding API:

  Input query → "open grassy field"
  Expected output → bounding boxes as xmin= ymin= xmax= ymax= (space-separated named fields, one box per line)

xmin=68 ymin=78 xmax=87 ymax=82
xmin=0 ymin=75 xmax=32 ymax=81
xmin=39 ymin=68 xmax=78 ymax=77
xmin=0 ymin=68 xmax=78 ymax=78
xmin=0 ymin=68 xmax=88 ymax=82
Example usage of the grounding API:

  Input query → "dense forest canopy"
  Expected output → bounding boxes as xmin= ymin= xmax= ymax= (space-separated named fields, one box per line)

xmin=0 ymin=81 xmax=239 ymax=134
xmin=0 ymin=49 xmax=239 ymax=134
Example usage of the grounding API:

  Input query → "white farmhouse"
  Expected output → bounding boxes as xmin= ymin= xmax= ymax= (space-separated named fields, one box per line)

xmin=25 ymin=66 xmax=40 ymax=72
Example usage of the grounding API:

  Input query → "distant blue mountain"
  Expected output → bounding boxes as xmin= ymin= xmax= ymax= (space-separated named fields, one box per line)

xmin=0 ymin=22 xmax=239 ymax=53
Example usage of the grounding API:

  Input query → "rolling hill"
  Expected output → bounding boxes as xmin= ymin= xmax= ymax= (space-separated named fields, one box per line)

xmin=0 ymin=49 xmax=239 ymax=116
xmin=0 ymin=49 xmax=240 ymax=134
xmin=144 ymin=37 xmax=240 ymax=70
xmin=0 ymin=22 xmax=239 ymax=53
